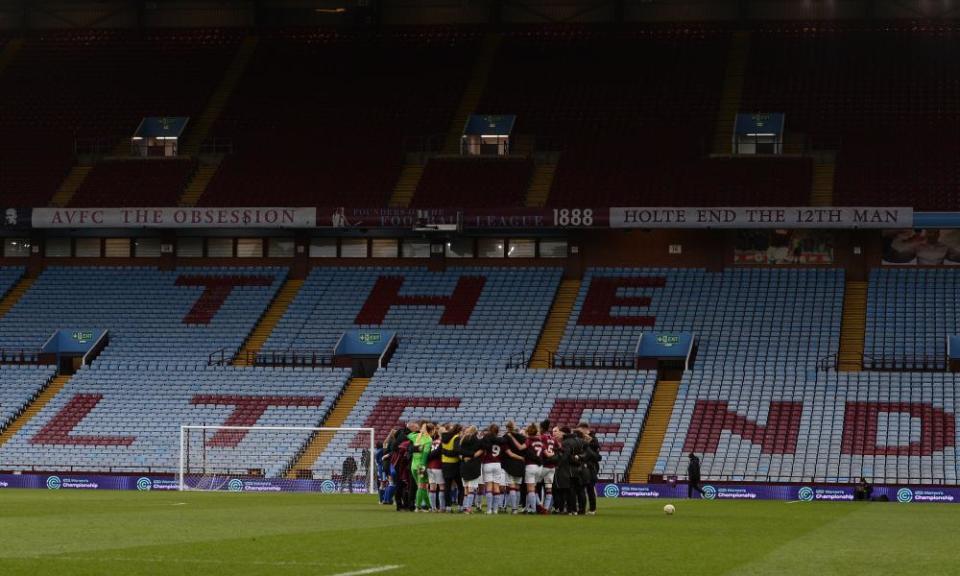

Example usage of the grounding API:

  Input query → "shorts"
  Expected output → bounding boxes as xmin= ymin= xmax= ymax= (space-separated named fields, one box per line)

xmin=539 ymin=467 xmax=556 ymax=485
xmin=524 ymin=464 xmax=542 ymax=485
xmin=482 ymin=463 xmax=503 ymax=484
xmin=427 ymin=469 xmax=444 ymax=485
xmin=503 ymin=473 xmax=523 ymax=487
xmin=464 ymin=476 xmax=481 ymax=489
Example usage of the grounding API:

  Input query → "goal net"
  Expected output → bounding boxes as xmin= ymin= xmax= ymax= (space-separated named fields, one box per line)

xmin=178 ymin=425 xmax=376 ymax=494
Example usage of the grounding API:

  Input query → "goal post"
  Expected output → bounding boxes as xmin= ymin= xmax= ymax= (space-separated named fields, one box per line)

xmin=178 ymin=425 xmax=376 ymax=494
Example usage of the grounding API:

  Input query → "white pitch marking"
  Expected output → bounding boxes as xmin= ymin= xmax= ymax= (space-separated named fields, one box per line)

xmin=330 ymin=566 xmax=402 ymax=576
xmin=785 ymin=500 xmax=802 ymax=504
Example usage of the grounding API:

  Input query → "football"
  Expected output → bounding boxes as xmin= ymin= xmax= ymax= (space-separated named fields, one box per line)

xmin=664 ymin=504 xmax=676 ymax=515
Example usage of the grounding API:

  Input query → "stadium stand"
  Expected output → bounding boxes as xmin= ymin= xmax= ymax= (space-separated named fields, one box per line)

xmin=864 ymin=269 xmax=960 ymax=370
xmin=263 ymin=267 xmax=562 ymax=368
xmin=558 ymin=268 xmax=843 ymax=370
xmin=0 ymin=29 xmax=241 ymax=207
xmin=655 ymin=371 xmax=959 ymax=485
xmin=200 ymin=29 xmax=480 ymax=207
xmin=313 ymin=368 xmax=654 ymax=478
xmin=0 ymin=366 xmax=350 ymax=475
xmin=0 ymin=365 xmax=57 ymax=431
xmin=410 ymin=157 xmax=533 ymax=208
xmin=0 ymin=267 xmax=286 ymax=365
xmin=68 ymin=158 xmax=198 ymax=207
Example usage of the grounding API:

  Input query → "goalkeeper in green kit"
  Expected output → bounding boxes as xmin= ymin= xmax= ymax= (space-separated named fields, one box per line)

xmin=409 ymin=423 xmax=434 ymax=511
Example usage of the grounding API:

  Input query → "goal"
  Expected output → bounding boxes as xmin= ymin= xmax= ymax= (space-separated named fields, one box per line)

xmin=178 ymin=425 xmax=376 ymax=494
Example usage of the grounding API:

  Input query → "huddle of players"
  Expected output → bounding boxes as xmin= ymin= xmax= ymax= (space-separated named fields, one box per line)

xmin=381 ymin=419 xmax=601 ymax=515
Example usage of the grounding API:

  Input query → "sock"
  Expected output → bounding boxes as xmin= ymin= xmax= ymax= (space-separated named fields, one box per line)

xmin=527 ymin=492 xmax=538 ymax=512
xmin=544 ymin=492 xmax=553 ymax=511
xmin=487 ymin=492 xmax=495 ymax=512
xmin=510 ymin=489 xmax=518 ymax=510
xmin=495 ymin=492 xmax=504 ymax=510
xmin=429 ymin=490 xmax=438 ymax=511
xmin=464 ymin=492 xmax=475 ymax=510
xmin=384 ymin=485 xmax=395 ymax=504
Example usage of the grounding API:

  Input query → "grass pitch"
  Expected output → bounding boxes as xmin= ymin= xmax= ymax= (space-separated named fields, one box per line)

xmin=1 ymin=490 xmax=958 ymax=576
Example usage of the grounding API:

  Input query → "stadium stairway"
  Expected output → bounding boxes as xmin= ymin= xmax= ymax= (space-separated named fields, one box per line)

xmin=811 ymin=160 xmax=835 ymax=206
xmin=712 ymin=30 xmax=751 ymax=155
xmin=285 ymin=377 xmax=370 ymax=479
xmin=0 ymin=275 xmax=36 ymax=318
xmin=839 ymin=280 xmax=867 ymax=371
xmin=50 ymin=166 xmax=92 ymax=208
xmin=525 ymin=160 xmax=557 ymax=208
xmin=178 ymin=157 xmax=222 ymax=207
xmin=443 ymin=33 xmax=501 ymax=154
xmin=627 ymin=379 xmax=679 ymax=483
xmin=0 ymin=38 xmax=23 ymax=77
xmin=388 ymin=163 xmax=423 ymax=208
xmin=181 ymin=35 xmax=259 ymax=157
xmin=0 ymin=374 xmax=69 ymax=448
xmin=233 ymin=278 xmax=304 ymax=366
xmin=529 ymin=278 xmax=579 ymax=368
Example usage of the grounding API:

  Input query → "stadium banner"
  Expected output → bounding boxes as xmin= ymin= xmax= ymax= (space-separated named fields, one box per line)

xmin=881 ymin=229 xmax=960 ymax=266
xmin=596 ymin=483 xmax=960 ymax=503
xmin=0 ymin=473 xmax=367 ymax=493
xmin=0 ymin=207 xmax=31 ymax=230
xmin=609 ymin=207 xmax=913 ymax=229
xmin=735 ymin=230 xmax=834 ymax=264
xmin=30 ymin=207 xmax=316 ymax=229
xmin=319 ymin=207 xmax=607 ymax=229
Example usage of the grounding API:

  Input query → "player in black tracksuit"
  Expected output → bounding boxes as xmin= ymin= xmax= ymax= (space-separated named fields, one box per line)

xmin=578 ymin=423 xmax=601 ymax=514
xmin=688 ymin=452 xmax=704 ymax=498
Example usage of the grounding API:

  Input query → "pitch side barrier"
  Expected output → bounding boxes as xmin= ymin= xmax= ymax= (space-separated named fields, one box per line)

xmin=1 ymin=472 xmax=958 ymax=503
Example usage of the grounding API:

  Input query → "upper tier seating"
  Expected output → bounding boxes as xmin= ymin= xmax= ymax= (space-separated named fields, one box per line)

xmin=0 ymin=366 xmax=350 ymax=475
xmin=0 ymin=29 xmax=241 ymax=207
xmin=558 ymin=268 xmax=843 ymax=370
xmin=742 ymin=23 xmax=960 ymax=147
xmin=202 ymin=29 xmax=479 ymax=207
xmin=264 ymin=267 xmax=562 ymax=369
xmin=865 ymin=268 xmax=960 ymax=370
xmin=313 ymin=368 xmax=655 ymax=478
xmin=69 ymin=159 xmax=197 ymax=207
xmin=0 ymin=267 xmax=285 ymax=364
xmin=548 ymin=150 xmax=812 ymax=207
xmin=411 ymin=157 xmax=533 ymax=208
xmin=655 ymin=371 xmax=960 ymax=485
xmin=835 ymin=129 xmax=960 ymax=210
xmin=0 ymin=365 xmax=56 ymax=430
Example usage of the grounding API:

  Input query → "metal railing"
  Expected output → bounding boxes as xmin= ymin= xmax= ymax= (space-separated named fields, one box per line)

xmin=550 ymin=352 xmax=635 ymax=370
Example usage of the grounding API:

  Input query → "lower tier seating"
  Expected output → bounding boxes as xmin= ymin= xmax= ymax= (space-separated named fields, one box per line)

xmin=264 ymin=267 xmax=562 ymax=369
xmin=0 ymin=267 xmax=286 ymax=364
xmin=865 ymin=268 xmax=960 ymax=370
xmin=655 ymin=371 xmax=960 ymax=485
xmin=558 ymin=268 xmax=843 ymax=370
xmin=0 ymin=366 xmax=350 ymax=475
xmin=0 ymin=365 xmax=56 ymax=430
xmin=313 ymin=369 xmax=655 ymax=478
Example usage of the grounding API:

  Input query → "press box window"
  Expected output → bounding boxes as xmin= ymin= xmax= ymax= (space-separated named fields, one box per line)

xmin=267 ymin=238 xmax=294 ymax=258
xmin=310 ymin=238 xmax=337 ymax=258
xmin=371 ymin=239 xmax=399 ymax=258
xmin=75 ymin=238 xmax=101 ymax=258
xmin=3 ymin=239 xmax=30 ymax=258
xmin=134 ymin=238 xmax=161 ymax=258
xmin=478 ymin=238 xmax=505 ymax=258
xmin=402 ymin=239 xmax=429 ymax=258
xmin=105 ymin=238 xmax=131 ymax=258
xmin=207 ymin=238 xmax=233 ymax=258
xmin=340 ymin=238 xmax=368 ymax=258
xmin=539 ymin=239 xmax=568 ymax=258
xmin=177 ymin=237 xmax=204 ymax=258
xmin=446 ymin=238 xmax=474 ymax=258
xmin=507 ymin=239 xmax=535 ymax=258
xmin=45 ymin=237 xmax=71 ymax=257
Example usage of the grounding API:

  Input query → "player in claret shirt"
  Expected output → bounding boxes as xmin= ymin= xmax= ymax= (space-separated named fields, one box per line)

xmin=539 ymin=427 xmax=560 ymax=514
xmin=501 ymin=421 xmax=527 ymax=514
xmin=522 ymin=423 xmax=543 ymax=514
xmin=480 ymin=424 xmax=504 ymax=515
